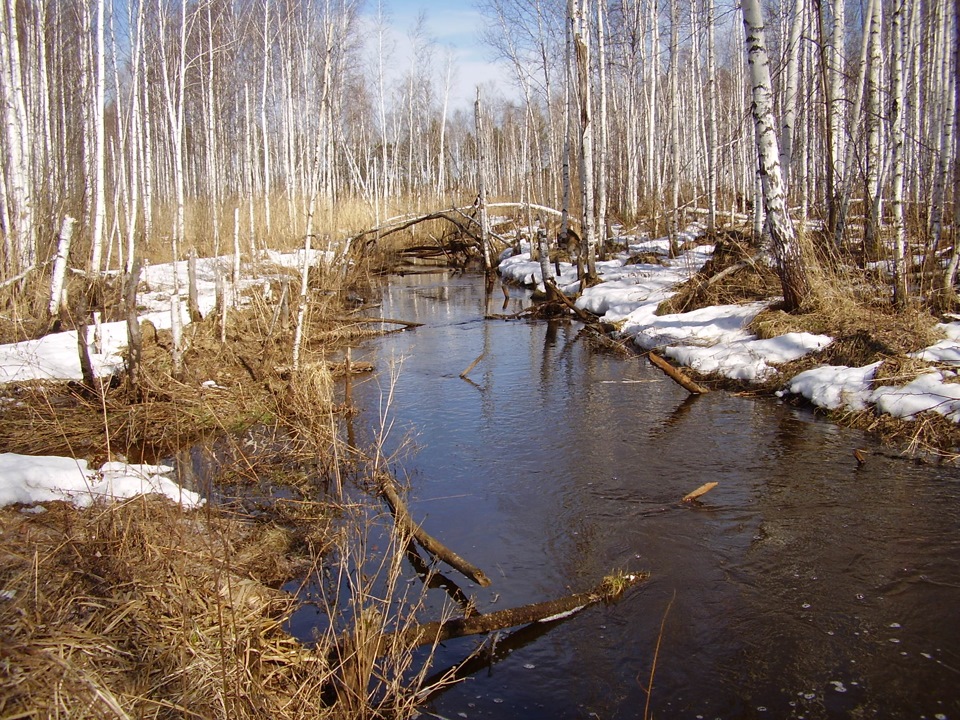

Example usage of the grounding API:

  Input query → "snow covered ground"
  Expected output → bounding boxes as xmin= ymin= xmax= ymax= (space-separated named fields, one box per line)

xmin=3 ymin=234 xmax=960 ymax=509
xmin=499 ymin=227 xmax=960 ymax=425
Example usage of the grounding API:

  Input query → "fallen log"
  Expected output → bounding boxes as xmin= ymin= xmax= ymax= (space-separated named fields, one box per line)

xmin=345 ymin=317 xmax=424 ymax=329
xmin=647 ymin=350 xmax=709 ymax=394
xmin=376 ymin=473 xmax=491 ymax=587
xmin=394 ymin=572 xmax=647 ymax=649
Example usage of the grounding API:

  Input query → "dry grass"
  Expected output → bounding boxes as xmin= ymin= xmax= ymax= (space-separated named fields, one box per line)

xmin=0 ymin=232 xmax=468 ymax=719
xmin=0 ymin=497 xmax=332 ymax=719
xmin=656 ymin=230 xmax=780 ymax=315
xmin=0 ymin=493 xmax=453 ymax=719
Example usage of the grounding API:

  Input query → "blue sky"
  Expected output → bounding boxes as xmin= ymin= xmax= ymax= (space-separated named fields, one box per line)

xmin=359 ymin=0 xmax=513 ymax=111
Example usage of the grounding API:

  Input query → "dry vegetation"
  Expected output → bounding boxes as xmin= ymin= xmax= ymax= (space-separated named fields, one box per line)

xmin=0 ymin=233 xmax=464 ymax=718
xmin=654 ymin=229 xmax=960 ymax=455
xmin=0 ymin=494 xmax=456 ymax=719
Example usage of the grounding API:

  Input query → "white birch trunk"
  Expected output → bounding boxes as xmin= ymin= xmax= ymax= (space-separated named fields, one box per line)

xmin=475 ymin=88 xmax=493 ymax=273
xmin=706 ymin=0 xmax=718 ymax=233
xmin=597 ymin=0 xmax=609 ymax=259
xmin=742 ymin=0 xmax=811 ymax=310
xmin=48 ymin=216 xmax=75 ymax=318
xmin=668 ymin=0 xmax=680 ymax=252
xmin=890 ymin=0 xmax=908 ymax=307
xmin=90 ymin=0 xmax=106 ymax=273
xmin=571 ymin=0 xmax=597 ymax=281
xmin=830 ymin=0 xmax=845 ymax=189
xmin=0 ymin=0 xmax=34 ymax=272
xmin=929 ymin=7 xmax=956 ymax=256
xmin=863 ymin=0 xmax=883 ymax=255
xmin=261 ymin=0 xmax=272 ymax=235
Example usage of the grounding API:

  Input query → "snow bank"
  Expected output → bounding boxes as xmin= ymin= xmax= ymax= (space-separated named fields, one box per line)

xmin=0 ymin=453 xmax=203 ymax=509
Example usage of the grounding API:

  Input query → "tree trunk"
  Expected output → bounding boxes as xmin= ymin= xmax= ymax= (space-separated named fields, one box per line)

xmin=890 ymin=0 xmax=909 ymax=308
xmin=0 ymin=0 xmax=34 ymax=273
xmin=741 ymin=0 xmax=813 ymax=311
xmin=571 ymin=0 xmax=597 ymax=282
xmin=863 ymin=0 xmax=883 ymax=258
xmin=475 ymin=88 xmax=494 ymax=273
xmin=48 ymin=216 xmax=75 ymax=319
xmin=706 ymin=0 xmax=718 ymax=234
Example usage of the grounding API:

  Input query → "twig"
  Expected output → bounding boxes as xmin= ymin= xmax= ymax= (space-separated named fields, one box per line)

xmin=460 ymin=352 xmax=485 ymax=379
xmin=642 ymin=591 xmax=675 ymax=720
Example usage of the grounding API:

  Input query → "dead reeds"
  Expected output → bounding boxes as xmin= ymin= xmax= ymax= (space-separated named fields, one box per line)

xmin=0 ymin=497 xmax=329 ymax=719
xmin=0 ymin=490 xmax=457 ymax=719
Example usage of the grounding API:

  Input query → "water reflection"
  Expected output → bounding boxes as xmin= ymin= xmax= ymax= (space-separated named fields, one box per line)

xmin=343 ymin=272 xmax=960 ymax=719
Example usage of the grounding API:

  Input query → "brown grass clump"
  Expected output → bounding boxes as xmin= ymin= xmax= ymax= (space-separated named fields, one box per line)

xmin=870 ymin=356 xmax=934 ymax=389
xmin=0 ymin=493 xmax=458 ymax=719
xmin=750 ymin=302 xmax=942 ymax=368
xmin=841 ymin=408 xmax=960 ymax=460
xmin=657 ymin=230 xmax=780 ymax=315
xmin=0 ymin=497 xmax=334 ymax=719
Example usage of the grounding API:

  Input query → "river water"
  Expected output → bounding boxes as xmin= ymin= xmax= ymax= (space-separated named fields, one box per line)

xmin=326 ymin=271 xmax=960 ymax=719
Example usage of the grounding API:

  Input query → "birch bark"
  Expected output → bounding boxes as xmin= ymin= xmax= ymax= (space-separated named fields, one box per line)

xmin=0 ymin=0 xmax=34 ymax=272
xmin=571 ymin=0 xmax=597 ymax=281
xmin=742 ymin=0 xmax=812 ymax=311
xmin=890 ymin=0 xmax=908 ymax=307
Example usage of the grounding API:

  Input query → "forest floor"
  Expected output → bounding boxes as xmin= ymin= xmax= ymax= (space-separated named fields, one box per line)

xmin=2 ymin=219 xmax=959 ymax=718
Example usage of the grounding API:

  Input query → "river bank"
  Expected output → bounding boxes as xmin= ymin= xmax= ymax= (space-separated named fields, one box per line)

xmin=498 ymin=227 xmax=960 ymax=458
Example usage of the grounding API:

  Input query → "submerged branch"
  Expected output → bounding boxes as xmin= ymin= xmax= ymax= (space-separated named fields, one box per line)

xmin=376 ymin=472 xmax=492 ymax=587
xmin=394 ymin=572 xmax=648 ymax=649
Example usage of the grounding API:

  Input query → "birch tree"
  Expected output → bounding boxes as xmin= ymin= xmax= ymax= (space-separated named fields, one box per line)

xmin=90 ymin=0 xmax=107 ymax=273
xmin=889 ymin=0 xmax=908 ymax=307
xmin=742 ymin=0 xmax=812 ymax=311
xmin=0 ymin=0 xmax=34 ymax=273
xmin=705 ymin=0 xmax=718 ymax=233
xmin=570 ymin=0 xmax=597 ymax=282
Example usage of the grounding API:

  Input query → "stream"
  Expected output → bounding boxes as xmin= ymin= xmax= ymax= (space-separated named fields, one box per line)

xmin=300 ymin=270 xmax=960 ymax=719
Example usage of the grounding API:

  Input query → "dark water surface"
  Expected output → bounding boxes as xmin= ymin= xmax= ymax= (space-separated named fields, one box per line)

xmin=336 ymin=272 xmax=960 ymax=719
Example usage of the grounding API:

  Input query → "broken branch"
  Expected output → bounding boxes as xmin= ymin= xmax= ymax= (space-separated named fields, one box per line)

xmin=344 ymin=317 xmax=424 ymax=329
xmin=395 ymin=572 xmax=648 ymax=649
xmin=376 ymin=473 xmax=491 ymax=587
xmin=647 ymin=350 xmax=709 ymax=394
xmin=460 ymin=352 xmax=485 ymax=379
xmin=681 ymin=482 xmax=718 ymax=503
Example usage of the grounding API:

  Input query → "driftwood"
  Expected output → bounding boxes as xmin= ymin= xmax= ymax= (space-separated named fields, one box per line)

xmin=394 ymin=572 xmax=647 ymax=649
xmin=460 ymin=352 xmax=485 ymax=378
xmin=344 ymin=317 xmax=424 ymax=330
xmin=647 ymin=350 xmax=710 ymax=394
xmin=376 ymin=472 xmax=491 ymax=587
xmin=681 ymin=481 xmax=718 ymax=503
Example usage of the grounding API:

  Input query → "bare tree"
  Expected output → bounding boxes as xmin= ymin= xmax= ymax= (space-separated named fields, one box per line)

xmin=570 ymin=0 xmax=597 ymax=281
xmin=742 ymin=0 xmax=813 ymax=311
xmin=0 ymin=0 xmax=34 ymax=273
